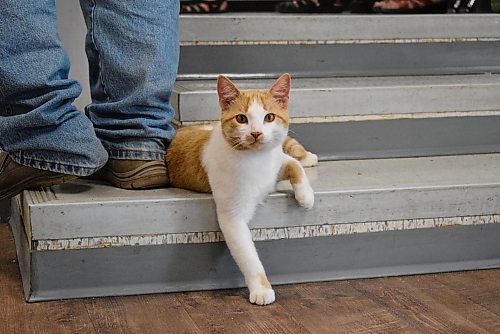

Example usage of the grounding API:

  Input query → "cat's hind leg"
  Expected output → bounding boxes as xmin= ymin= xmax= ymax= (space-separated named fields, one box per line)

xmin=282 ymin=136 xmax=318 ymax=167
xmin=279 ymin=155 xmax=315 ymax=209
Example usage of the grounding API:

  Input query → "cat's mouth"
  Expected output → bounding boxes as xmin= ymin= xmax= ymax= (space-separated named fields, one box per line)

xmin=242 ymin=139 xmax=265 ymax=150
xmin=248 ymin=138 xmax=264 ymax=146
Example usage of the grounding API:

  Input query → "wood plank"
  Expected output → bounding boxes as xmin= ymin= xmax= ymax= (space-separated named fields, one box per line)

xmin=400 ymin=273 xmax=500 ymax=333
xmin=84 ymin=297 xmax=129 ymax=334
xmin=434 ymin=270 xmax=500 ymax=316
xmin=351 ymin=275 xmax=489 ymax=333
xmin=178 ymin=288 xmax=311 ymax=334
xmin=0 ymin=224 xmax=97 ymax=334
xmin=275 ymin=280 xmax=417 ymax=334
xmin=84 ymin=294 xmax=201 ymax=334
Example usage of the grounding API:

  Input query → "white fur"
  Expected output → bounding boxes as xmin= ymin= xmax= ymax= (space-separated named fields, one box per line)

xmin=202 ymin=103 xmax=314 ymax=306
xmin=283 ymin=155 xmax=315 ymax=209
xmin=197 ymin=124 xmax=215 ymax=131
xmin=300 ymin=152 xmax=319 ymax=168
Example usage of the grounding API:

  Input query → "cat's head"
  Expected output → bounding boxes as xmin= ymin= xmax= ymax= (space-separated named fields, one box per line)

xmin=217 ymin=73 xmax=290 ymax=152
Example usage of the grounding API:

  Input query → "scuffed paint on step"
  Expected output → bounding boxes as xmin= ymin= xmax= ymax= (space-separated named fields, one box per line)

xmin=181 ymin=37 xmax=500 ymax=47
xmin=35 ymin=214 xmax=500 ymax=251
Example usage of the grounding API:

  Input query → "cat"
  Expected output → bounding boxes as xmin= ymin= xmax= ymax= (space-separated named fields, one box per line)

xmin=166 ymin=73 xmax=318 ymax=305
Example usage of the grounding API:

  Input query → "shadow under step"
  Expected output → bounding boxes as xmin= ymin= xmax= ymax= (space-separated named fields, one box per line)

xmin=10 ymin=154 xmax=500 ymax=301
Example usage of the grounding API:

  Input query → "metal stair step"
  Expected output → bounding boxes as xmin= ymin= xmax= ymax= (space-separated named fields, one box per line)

xmin=174 ymin=74 xmax=500 ymax=122
xmin=173 ymin=74 xmax=500 ymax=160
xmin=180 ymin=14 xmax=500 ymax=45
xmin=178 ymin=14 xmax=500 ymax=78
xmin=11 ymin=154 xmax=500 ymax=301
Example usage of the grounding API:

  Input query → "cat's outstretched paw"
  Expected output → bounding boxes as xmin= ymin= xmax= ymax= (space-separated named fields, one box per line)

xmin=249 ymin=287 xmax=275 ymax=306
xmin=300 ymin=152 xmax=318 ymax=168
xmin=295 ymin=184 xmax=314 ymax=209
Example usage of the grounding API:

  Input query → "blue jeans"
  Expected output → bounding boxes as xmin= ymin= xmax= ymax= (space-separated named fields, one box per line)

xmin=0 ymin=0 xmax=179 ymax=176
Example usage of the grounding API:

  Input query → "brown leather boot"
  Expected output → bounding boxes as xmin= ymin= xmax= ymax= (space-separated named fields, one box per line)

xmin=93 ymin=159 xmax=169 ymax=190
xmin=0 ymin=152 xmax=78 ymax=201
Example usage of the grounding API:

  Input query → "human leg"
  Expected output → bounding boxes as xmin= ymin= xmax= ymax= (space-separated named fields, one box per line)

xmin=0 ymin=0 xmax=108 ymax=200
xmin=79 ymin=0 xmax=179 ymax=188
xmin=372 ymin=0 xmax=446 ymax=13
xmin=79 ymin=0 xmax=179 ymax=161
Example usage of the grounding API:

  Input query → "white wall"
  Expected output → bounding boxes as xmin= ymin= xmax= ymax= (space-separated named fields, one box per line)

xmin=55 ymin=0 xmax=91 ymax=111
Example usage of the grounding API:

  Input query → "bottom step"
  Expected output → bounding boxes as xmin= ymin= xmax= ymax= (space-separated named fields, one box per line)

xmin=10 ymin=154 xmax=500 ymax=301
xmin=10 ymin=206 xmax=500 ymax=302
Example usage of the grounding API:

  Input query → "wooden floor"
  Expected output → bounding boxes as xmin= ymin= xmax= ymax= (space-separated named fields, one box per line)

xmin=1 ymin=223 xmax=499 ymax=334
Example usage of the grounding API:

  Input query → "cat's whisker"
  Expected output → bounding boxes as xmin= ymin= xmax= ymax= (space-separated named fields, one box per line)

xmin=230 ymin=139 xmax=245 ymax=150
xmin=231 ymin=143 xmax=241 ymax=149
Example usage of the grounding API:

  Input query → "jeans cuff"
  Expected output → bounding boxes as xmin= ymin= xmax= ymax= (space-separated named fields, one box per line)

xmin=10 ymin=152 xmax=105 ymax=177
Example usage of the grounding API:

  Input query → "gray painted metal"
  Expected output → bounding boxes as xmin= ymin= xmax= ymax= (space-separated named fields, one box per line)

xmin=179 ymin=14 xmax=500 ymax=44
xmin=289 ymin=116 xmax=500 ymax=160
xmin=33 ymin=215 xmax=499 ymax=251
xmin=11 ymin=203 xmax=500 ymax=302
xmin=178 ymin=41 xmax=500 ymax=79
xmin=10 ymin=199 xmax=31 ymax=299
xmin=178 ymin=14 xmax=500 ymax=79
xmin=21 ymin=154 xmax=500 ymax=240
xmin=173 ymin=74 xmax=500 ymax=122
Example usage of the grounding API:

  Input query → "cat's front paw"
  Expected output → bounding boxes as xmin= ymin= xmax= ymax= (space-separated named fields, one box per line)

xmin=249 ymin=287 xmax=275 ymax=306
xmin=300 ymin=152 xmax=319 ymax=168
xmin=295 ymin=184 xmax=314 ymax=210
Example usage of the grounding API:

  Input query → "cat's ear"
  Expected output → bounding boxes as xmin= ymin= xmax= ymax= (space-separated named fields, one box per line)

xmin=217 ymin=75 xmax=240 ymax=110
xmin=269 ymin=73 xmax=291 ymax=109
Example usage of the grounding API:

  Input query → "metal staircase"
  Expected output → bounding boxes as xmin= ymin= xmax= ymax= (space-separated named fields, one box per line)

xmin=10 ymin=13 xmax=500 ymax=302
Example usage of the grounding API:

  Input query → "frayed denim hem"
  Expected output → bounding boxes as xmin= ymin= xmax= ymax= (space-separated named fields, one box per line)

xmin=10 ymin=152 xmax=106 ymax=177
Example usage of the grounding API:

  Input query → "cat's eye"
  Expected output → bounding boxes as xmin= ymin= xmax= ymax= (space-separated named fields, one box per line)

xmin=235 ymin=114 xmax=248 ymax=124
xmin=264 ymin=113 xmax=276 ymax=122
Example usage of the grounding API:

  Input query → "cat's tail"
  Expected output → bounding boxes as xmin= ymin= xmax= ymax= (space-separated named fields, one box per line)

xmin=283 ymin=136 xmax=319 ymax=167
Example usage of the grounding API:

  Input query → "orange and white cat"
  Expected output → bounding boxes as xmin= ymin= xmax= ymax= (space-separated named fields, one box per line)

xmin=166 ymin=73 xmax=317 ymax=305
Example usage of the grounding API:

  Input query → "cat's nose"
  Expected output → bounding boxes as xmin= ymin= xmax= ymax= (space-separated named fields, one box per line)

xmin=251 ymin=132 xmax=262 ymax=139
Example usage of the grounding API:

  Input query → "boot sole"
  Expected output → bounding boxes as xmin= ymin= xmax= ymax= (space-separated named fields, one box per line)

xmin=98 ymin=161 xmax=169 ymax=190
xmin=0 ymin=174 xmax=78 ymax=201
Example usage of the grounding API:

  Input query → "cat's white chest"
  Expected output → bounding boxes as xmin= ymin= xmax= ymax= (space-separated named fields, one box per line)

xmin=236 ymin=150 xmax=282 ymax=193
xmin=202 ymin=127 xmax=283 ymax=202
